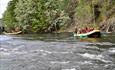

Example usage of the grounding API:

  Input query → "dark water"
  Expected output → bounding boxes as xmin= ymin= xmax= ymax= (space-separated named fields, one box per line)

xmin=0 ymin=33 xmax=115 ymax=70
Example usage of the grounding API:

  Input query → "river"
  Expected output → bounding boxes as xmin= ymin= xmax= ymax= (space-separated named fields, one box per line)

xmin=0 ymin=33 xmax=115 ymax=70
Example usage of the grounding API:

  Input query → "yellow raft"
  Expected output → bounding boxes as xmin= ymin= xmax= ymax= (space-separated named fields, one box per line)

xmin=3 ymin=31 xmax=22 ymax=35
xmin=74 ymin=30 xmax=101 ymax=38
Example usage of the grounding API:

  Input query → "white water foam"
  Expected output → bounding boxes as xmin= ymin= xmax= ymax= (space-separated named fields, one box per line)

xmin=80 ymin=53 xmax=103 ymax=59
xmin=109 ymin=48 xmax=115 ymax=53
xmin=0 ymin=48 xmax=8 ymax=52
xmin=12 ymin=51 xmax=28 ymax=55
xmin=78 ymin=61 xmax=93 ymax=65
xmin=95 ymin=42 xmax=115 ymax=45
xmin=62 ymin=68 xmax=76 ymax=70
xmin=0 ymin=47 xmax=28 ymax=56
xmin=0 ymin=48 xmax=10 ymax=56
xmin=30 ymin=49 xmax=72 ymax=55
xmin=50 ymin=61 xmax=70 ymax=64
xmin=0 ymin=51 xmax=11 ymax=56
xmin=79 ymin=53 xmax=112 ymax=63
xmin=12 ymin=45 xmax=25 ymax=51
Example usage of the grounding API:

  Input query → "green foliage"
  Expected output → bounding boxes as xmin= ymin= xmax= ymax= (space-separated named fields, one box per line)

xmin=3 ymin=0 xmax=70 ymax=33
xmin=2 ymin=0 xmax=18 ymax=32
xmin=76 ymin=0 xmax=93 ymax=28
xmin=75 ymin=0 xmax=115 ymax=29
xmin=2 ymin=0 xmax=70 ymax=33
xmin=2 ymin=0 xmax=115 ymax=33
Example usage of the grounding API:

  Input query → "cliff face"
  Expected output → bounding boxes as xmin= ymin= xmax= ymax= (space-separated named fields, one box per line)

xmin=64 ymin=0 xmax=115 ymax=32
xmin=100 ymin=17 xmax=115 ymax=32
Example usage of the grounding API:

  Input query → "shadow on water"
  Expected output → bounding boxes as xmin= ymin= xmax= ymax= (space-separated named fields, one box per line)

xmin=85 ymin=33 xmax=115 ymax=48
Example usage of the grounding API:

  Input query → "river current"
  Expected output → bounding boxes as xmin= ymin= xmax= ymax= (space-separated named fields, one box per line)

xmin=0 ymin=33 xmax=115 ymax=70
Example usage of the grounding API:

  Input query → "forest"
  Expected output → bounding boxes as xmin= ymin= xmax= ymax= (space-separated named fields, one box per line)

xmin=2 ymin=0 xmax=115 ymax=33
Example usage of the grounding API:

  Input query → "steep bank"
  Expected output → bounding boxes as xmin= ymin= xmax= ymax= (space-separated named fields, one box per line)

xmin=2 ymin=0 xmax=115 ymax=33
xmin=64 ymin=0 xmax=115 ymax=33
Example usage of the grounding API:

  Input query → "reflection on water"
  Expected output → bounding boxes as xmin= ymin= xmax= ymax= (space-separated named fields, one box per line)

xmin=0 ymin=33 xmax=115 ymax=70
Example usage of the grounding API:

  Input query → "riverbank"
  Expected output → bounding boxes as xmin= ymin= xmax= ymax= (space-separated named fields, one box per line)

xmin=1 ymin=0 xmax=115 ymax=34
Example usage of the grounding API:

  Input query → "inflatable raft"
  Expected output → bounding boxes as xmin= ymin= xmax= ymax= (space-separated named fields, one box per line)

xmin=3 ymin=31 xmax=22 ymax=35
xmin=74 ymin=30 xmax=101 ymax=38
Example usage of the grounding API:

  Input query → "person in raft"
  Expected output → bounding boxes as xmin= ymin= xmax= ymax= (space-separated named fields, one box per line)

xmin=74 ymin=27 xmax=94 ymax=34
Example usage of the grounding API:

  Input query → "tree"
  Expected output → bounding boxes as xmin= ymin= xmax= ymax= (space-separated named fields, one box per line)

xmin=15 ymin=0 xmax=70 ymax=33
xmin=2 ymin=0 xmax=18 ymax=32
